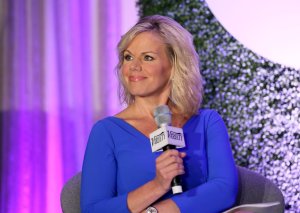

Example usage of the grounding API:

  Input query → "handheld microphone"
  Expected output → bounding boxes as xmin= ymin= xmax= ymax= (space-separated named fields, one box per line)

xmin=149 ymin=105 xmax=185 ymax=194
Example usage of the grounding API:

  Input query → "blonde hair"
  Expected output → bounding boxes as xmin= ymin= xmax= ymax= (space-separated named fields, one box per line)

xmin=116 ymin=15 xmax=204 ymax=116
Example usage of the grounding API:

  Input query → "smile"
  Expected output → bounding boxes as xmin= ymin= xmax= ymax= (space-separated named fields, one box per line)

xmin=129 ymin=76 xmax=147 ymax=82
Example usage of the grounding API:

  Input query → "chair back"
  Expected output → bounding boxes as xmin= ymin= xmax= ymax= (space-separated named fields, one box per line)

xmin=236 ymin=166 xmax=285 ymax=212
xmin=61 ymin=172 xmax=81 ymax=213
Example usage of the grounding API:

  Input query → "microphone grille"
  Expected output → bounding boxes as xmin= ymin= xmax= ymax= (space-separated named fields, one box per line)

xmin=154 ymin=105 xmax=171 ymax=127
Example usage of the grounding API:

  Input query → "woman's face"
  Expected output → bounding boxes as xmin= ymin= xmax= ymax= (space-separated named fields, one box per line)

xmin=121 ymin=31 xmax=172 ymax=100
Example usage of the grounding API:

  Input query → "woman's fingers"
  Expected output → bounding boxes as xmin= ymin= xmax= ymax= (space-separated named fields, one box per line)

xmin=154 ymin=150 xmax=186 ymax=191
xmin=159 ymin=163 xmax=185 ymax=177
xmin=156 ymin=150 xmax=185 ymax=164
xmin=156 ymin=155 xmax=183 ymax=169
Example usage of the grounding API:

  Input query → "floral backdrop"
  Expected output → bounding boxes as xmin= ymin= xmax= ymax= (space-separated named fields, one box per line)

xmin=137 ymin=0 xmax=300 ymax=212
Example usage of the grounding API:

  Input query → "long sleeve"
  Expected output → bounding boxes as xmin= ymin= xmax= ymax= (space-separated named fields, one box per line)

xmin=171 ymin=110 xmax=238 ymax=213
xmin=80 ymin=121 xmax=130 ymax=213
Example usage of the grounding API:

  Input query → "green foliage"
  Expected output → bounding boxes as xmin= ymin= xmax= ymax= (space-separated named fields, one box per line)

xmin=138 ymin=0 xmax=300 ymax=211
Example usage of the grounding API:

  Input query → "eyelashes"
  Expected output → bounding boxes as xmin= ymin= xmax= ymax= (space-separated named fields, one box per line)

xmin=124 ymin=54 xmax=133 ymax=61
xmin=123 ymin=54 xmax=155 ymax=62
xmin=144 ymin=55 xmax=154 ymax=61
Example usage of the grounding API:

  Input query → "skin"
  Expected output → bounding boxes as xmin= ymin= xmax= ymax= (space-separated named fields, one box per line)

xmin=115 ymin=31 xmax=187 ymax=213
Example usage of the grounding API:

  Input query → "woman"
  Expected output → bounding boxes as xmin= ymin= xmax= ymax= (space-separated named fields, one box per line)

xmin=81 ymin=15 xmax=238 ymax=213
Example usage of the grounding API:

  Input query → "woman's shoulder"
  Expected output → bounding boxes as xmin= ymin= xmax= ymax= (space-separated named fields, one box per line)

xmin=91 ymin=106 xmax=130 ymax=125
xmin=197 ymin=108 xmax=221 ymax=118
xmin=89 ymin=117 xmax=111 ymax=134
xmin=91 ymin=107 xmax=135 ymax=133
xmin=192 ymin=108 xmax=225 ymax=127
xmin=183 ymin=109 xmax=227 ymax=135
xmin=91 ymin=115 xmax=123 ymax=132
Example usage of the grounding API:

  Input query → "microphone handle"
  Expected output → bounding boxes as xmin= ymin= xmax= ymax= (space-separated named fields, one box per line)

xmin=163 ymin=145 xmax=183 ymax=194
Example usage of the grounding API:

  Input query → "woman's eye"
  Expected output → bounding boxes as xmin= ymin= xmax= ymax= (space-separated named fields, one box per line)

xmin=124 ymin=54 xmax=133 ymax=61
xmin=144 ymin=55 xmax=154 ymax=61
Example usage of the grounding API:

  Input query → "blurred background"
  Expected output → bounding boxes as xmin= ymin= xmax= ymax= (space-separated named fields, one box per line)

xmin=0 ymin=0 xmax=137 ymax=212
xmin=0 ymin=0 xmax=299 ymax=212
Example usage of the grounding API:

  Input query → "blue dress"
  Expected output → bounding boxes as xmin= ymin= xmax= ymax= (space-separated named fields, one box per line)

xmin=81 ymin=109 xmax=238 ymax=213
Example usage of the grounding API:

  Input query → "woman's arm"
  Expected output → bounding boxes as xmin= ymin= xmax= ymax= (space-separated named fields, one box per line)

xmin=81 ymin=121 xmax=131 ymax=213
xmin=147 ymin=110 xmax=238 ymax=213
xmin=169 ymin=110 xmax=238 ymax=213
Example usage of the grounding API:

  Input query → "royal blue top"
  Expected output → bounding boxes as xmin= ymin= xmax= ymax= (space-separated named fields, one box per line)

xmin=81 ymin=109 xmax=238 ymax=213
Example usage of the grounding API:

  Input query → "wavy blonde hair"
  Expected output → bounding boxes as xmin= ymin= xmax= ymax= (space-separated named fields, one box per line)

xmin=116 ymin=15 xmax=204 ymax=116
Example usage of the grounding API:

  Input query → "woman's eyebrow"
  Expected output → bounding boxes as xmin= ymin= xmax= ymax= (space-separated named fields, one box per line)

xmin=124 ymin=49 xmax=159 ymax=55
xmin=141 ymin=51 xmax=159 ymax=55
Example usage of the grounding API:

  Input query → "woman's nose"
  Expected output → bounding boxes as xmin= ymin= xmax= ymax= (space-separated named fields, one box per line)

xmin=129 ymin=60 xmax=142 ymax=72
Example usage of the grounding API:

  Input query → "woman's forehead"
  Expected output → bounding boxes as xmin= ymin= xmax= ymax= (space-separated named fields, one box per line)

xmin=125 ymin=32 xmax=167 ymax=53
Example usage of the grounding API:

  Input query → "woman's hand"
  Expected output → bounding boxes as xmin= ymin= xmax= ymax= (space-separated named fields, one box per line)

xmin=153 ymin=149 xmax=186 ymax=192
xmin=127 ymin=150 xmax=185 ymax=213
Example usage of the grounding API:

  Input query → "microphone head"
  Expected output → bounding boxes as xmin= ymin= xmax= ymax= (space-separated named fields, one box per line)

xmin=154 ymin=105 xmax=172 ymax=127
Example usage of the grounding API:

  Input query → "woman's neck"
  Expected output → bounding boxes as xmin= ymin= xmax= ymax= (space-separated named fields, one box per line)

xmin=130 ymin=96 xmax=170 ymax=118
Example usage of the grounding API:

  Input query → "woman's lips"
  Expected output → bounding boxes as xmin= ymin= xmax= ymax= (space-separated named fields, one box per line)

xmin=129 ymin=76 xmax=146 ymax=82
